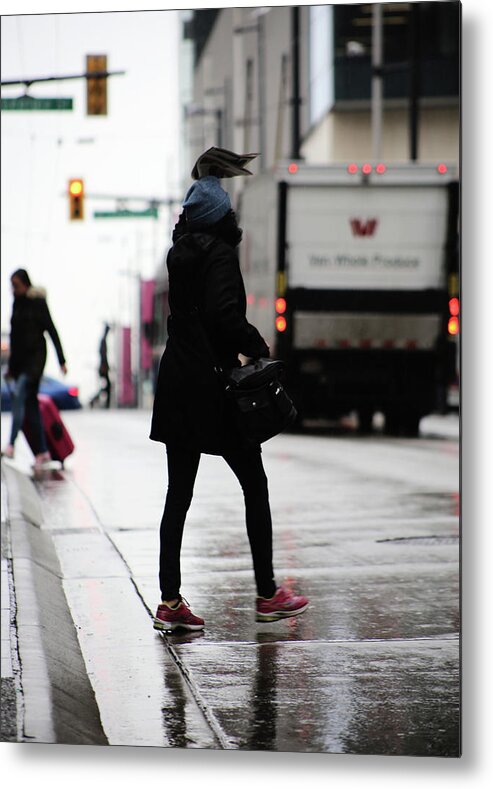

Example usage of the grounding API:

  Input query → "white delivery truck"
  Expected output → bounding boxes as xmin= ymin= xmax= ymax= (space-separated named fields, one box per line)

xmin=238 ymin=162 xmax=459 ymax=436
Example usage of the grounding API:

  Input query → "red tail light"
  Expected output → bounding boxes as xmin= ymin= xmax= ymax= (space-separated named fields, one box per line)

xmin=68 ymin=387 xmax=79 ymax=397
xmin=449 ymin=297 xmax=459 ymax=317
xmin=448 ymin=317 xmax=459 ymax=336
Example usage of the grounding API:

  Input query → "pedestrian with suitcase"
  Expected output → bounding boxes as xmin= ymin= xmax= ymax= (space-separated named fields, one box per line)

xmin=150 ymin=148 xmax=309 ymax=632
xmin=2 ymin=268 xmax=68 ymax=470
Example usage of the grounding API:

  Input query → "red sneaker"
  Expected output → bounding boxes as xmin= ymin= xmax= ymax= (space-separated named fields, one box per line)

xmin=256 ymin=586 xmax=309 ymax=623
xmin=153 ymin=598 xmax=205 ymax=632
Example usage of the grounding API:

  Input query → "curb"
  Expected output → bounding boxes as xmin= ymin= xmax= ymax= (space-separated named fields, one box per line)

xmin=1 ymin=460 xmax=108 ymax=745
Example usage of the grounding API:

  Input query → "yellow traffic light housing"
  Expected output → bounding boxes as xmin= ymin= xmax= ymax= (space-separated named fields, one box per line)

xmin=86 ymin=54 xmax=108 ymax=116
xmin=68 ymin=178 xmax=84 ymax=220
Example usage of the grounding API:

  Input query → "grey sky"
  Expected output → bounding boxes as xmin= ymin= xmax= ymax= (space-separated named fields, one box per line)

xmin=1 ymin=8 xmax=180 ymax=398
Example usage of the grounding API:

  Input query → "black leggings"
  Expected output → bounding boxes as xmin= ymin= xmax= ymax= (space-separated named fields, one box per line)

xmin=159 ymin=444 xmax=276 ymax=600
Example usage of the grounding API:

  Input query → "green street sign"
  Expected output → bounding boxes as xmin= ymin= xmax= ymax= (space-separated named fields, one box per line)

xmin=93 ymin=207 xmax=159 ymax=219
xmin=1 ymin=96 xmax=73 ymax=111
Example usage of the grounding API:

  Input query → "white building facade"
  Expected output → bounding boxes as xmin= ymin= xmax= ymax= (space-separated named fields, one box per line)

xmin=180 ymin=3 xmax=460 ymax=197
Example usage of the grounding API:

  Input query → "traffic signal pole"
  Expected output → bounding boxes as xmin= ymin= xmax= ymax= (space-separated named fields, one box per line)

xmin=1 ymin=70 xmax=125 ymax=88
xmin=1 ymin=67 xmax=125 ymax=117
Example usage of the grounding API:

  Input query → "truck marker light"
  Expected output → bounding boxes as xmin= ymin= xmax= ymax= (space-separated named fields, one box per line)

xmin=449 ymin=297 xmax=459 ymax=316
xmin=275 ymin=316 xmax=287 ymax=332
xmin=347 ymin=163 xmax=359 ymax=174
xmin=437 ymin=163 xmax=448 ymax=174
xmin=288 ymin=163 xmax=298 ymax=174
xmin=362 ymin=163 xmax=373 ymax=175
xmin=376 ymin=163 xmax=386 ymax=174
xmin=275 ymin=297 xmax=286 ymax=314
xmin=448 ymin=316 xmax=459 ymax=335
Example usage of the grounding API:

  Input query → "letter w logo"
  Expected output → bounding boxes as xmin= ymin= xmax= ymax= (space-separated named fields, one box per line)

xmin=350 ymin=218 xmax=378 ymax=237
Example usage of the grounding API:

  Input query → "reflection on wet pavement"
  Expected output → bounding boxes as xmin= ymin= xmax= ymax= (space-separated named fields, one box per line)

xmin=170 ymin=636 xmax=458 ymax=755
xmin=2 ymin=411 xmax=459 ymax=754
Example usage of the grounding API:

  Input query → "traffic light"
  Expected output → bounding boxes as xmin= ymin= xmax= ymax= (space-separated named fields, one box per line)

xmin=86 ymin=54 xmax=107 ymax=116
xmin=68 ymin=179 xmax=84 ymax=220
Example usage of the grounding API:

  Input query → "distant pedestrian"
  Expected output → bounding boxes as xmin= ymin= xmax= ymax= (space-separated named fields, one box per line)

xmin=2 ymin=269 xmax=67 ymax=469
xmin=90 ymin=323 xmax=111 ymax=409
xmin=150 ymin=166 xmax=309 ymax=632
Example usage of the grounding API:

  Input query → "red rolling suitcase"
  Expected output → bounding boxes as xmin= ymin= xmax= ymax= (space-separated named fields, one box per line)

xmin=23 ymin=394 xmax=75 ymax=465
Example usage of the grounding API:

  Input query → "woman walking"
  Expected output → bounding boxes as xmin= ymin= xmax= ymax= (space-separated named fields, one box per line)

xmin=2 ymin=269 xmax=67 ymax=468
xmin=150 ymin=170 xmax=308 ymax=631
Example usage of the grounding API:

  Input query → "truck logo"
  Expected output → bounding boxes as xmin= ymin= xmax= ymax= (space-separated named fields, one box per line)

xmin=350 ymin=218 xmax=378 ymax=237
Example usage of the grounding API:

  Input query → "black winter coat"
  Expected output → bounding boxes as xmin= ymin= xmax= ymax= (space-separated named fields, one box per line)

xmin=8 ymin=287 xmax=66 ymax=382
xmin=150 ymin=230 xmax=270 ymax=454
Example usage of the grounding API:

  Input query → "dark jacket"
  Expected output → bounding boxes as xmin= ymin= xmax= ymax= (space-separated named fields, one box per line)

xmin=150 ymin=228 xmax=269 ymax=454
xmin=8 ymin=287 xmax=66 ymax=381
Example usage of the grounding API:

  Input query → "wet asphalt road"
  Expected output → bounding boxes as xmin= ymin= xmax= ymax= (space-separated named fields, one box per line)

xmin=2 ymin=410 xmax=460 ymax=754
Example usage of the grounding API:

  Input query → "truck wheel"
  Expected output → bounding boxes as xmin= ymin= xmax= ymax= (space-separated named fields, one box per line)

xmin=357 ymin=408 xmax=374 ymax=434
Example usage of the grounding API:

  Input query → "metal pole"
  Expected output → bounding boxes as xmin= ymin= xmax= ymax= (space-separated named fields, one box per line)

xmin=409 ymin=3 xmax=420 ymax=161
xmin=290 ymin=5 xmax=302 ymax=160
xmin=257 ymin=15 xmax=266 ymax=168
xmin=372 ymin=4 xmax=383 ymax=161
xmin=216 ymin=108 xmax=223 ymax=148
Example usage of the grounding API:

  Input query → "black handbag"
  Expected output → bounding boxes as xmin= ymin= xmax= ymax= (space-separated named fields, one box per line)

xmin=221 ymin=357 xmax=298 ymax=445
xmin=188 ymin=257 xmax=297 ymax=443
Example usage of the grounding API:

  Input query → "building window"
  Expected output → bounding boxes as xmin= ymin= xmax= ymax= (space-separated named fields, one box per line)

xmin=333 ymin=2 xmax=460 ymax=103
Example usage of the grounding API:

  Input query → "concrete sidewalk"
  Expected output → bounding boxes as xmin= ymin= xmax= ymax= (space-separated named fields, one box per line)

xmin=1 ymin=459 xmax=108 ymax=745
xmin=0 ymin=410 xmax=460 ymax=754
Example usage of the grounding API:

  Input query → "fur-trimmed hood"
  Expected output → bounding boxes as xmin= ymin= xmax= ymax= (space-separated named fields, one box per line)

xmin=26 ymin=286 xmax=47 ymax=299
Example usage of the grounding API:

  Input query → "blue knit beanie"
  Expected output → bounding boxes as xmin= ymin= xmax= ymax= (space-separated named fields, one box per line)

xmin=183 ymin=176 xmax=231 ymax=227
